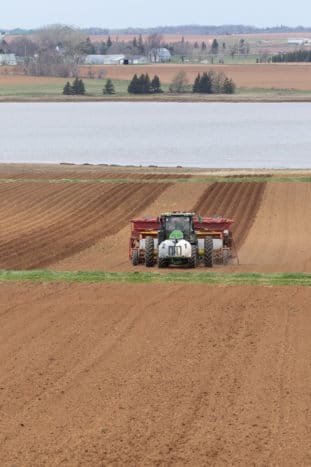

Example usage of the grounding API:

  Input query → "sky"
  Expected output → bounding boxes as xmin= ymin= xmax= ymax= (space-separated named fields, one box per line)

xmin=2 ymin=0 xmax=311 ymax=30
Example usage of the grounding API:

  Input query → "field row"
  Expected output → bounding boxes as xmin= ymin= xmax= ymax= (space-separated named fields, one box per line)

xmin=0 ymin=182 xmax=169 ymax=269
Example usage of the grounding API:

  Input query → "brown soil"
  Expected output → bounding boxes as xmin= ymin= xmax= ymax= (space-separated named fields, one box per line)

xmin=80 ymin=63 xmax=311 ymax=90
xmin=1 ymin=166 xmax=311 ymax=273
xmin=0 ymin=181 xmax=169 ymax=269
xmin=2 ymin=166 xmax=311 ymax=465
xmin=1 ymin=282 xmax=311 ymax=466
xmin=2 ymin=63 xmax=311 ymax=91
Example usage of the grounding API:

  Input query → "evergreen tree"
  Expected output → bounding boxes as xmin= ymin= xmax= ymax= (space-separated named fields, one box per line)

xmin=71 ymin=78 xmax=85 ymax=95
xmin=198 ymin=72 xmax=213 ymax=93
xmin=103 ymin=78 xmax=115 ymax=95
xmin=138 ymin=34 xmax=144 ymax=53
xmin=151 ymin=75 xmax=163 ymax=93
xmin=144 ymin=74 xmax=151 ymax=93
xmin=222 ymin=77 xmax=235 ymax=94
xmin=193 ymin=73 xmax=201 ymax=93
xmin=107 ymin=35 xmax=112 ymax=47
xmin=211 ymin=38 xmax=219 ymax=54
xmin=128 ymin=74 xmax=139 ymax=93
xmin=99 ymin=41 xmax=107 ymax=54
xmin=63 ymin=81 xmax=72 ymax=95
xmin=72 ymin=77 xmax=79 ymax=94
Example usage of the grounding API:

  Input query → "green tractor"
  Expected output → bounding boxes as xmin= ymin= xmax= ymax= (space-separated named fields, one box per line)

xmin=145 ymin=212 xmax=213 ymax=268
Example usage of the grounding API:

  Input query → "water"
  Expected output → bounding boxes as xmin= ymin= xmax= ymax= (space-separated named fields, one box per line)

xmin=1 ymin=102 xmax=311 ymax=168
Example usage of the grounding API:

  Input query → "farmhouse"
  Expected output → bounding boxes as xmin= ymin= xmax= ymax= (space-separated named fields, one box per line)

xmin=151 ymin=48 xmax=171 ymax=63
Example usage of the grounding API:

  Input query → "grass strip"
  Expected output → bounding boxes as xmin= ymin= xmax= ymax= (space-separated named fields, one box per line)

xmin=1 ymin=176 xmax=311 ymax=184
xmin=1 ymin=270 xmax=311 ymax=286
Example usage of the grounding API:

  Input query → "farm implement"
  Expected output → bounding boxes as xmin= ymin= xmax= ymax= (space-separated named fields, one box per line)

xmin=129 ymin=211 xmax=234 ymax=268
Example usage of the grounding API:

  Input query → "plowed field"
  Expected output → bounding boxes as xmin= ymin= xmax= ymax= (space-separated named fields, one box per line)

xmin=0 ymin=181 xmax=169 ymax=269
xmin=1 ymin=283 xmax=311 ymax=466
xmin=2 ymin=170 xmax=311 ymax=272
xmin=2 ymin=166 xmax=311 ymax=465
xmin=79 ymin=63 xmax=311 ymax=90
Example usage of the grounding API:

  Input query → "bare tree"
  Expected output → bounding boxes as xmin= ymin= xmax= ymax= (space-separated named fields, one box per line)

xmin=8 ymin=37 xmax=38 ymax=57
xmin=169 ymin=71 xmax=190 ymax=93
xmin=146 ymin=33 xmax=163 ymax=62
xmin=27 ymin=24 xmax=88 ymax=77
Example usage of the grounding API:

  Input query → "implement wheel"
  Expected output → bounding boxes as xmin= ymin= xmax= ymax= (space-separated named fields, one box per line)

xmin=158 ymin=258 xmax=169 ymax=268
xmin=204 ymin=237 xmax=213 ymax=268
xmin=145 ymin=237 xmax=155 ymax=267
xmin=132 ymin=249 xmax=139 ymax=266
xmin=188 ymin=245 xmax=197 ymax=268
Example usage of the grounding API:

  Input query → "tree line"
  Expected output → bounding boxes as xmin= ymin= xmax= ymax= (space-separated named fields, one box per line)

xmin=272 ymin=50 xmax=311 ymax=62
xmin=65 ymin=71 xmax=236 ymax=96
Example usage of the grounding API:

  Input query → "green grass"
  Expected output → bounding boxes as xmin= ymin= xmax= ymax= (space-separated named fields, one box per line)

xmin=0 ymin=78 xmax=171 ymax=98
xmin=1 ymin=176 xmax=311 ymax=184
xmin=1 ymin=76 xmax=310 ymax=99
xmin=1 ymin=269 xmax=311 ymax=286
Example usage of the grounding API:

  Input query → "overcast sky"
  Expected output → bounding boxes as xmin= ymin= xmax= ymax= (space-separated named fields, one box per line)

xmin=2 ymin=0 xmax=311 ymax=29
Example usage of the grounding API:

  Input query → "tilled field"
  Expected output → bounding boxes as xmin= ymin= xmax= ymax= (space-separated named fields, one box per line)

xmin=80 ymin=63 xmax=311 ymax=91
xmin=1 ymin=166 xmax=311 ymax=466
xmin=1 ymin=283 xmax=311 ymax=466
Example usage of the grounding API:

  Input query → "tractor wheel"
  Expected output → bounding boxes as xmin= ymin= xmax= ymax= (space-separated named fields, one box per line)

xmin=188 ymin=245 xmax=197 ymax=268
xmin=204 ymin=237 xmax=213 ymax=268
xmin=158 ymin=258 xmax=169 ymax=268
xmin=145 ymin=237 xmax=155 ymax=267
xmin=132 ymin=249 xmax=139 ymax=266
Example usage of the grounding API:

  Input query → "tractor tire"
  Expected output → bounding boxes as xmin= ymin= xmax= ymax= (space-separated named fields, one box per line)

xmin=145 ymin=237 xmax=155 ymax=267
xmin=132 ymin=249 xmax=139 ymax=266
xmin=204 ymin=237 xmax=213 ymax=268
xmin=158 ymin=258 xmax=169 ymax=268
xmin=188 ymin=245 xmax=197 ymax=268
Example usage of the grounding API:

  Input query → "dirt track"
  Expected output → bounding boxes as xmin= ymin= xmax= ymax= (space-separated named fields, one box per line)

xmin=1 ymin=282 xmax=311 ymax=466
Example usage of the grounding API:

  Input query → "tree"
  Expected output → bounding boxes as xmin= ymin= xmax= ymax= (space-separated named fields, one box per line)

xmin=193 ymin=73 xmax=201 ymax=93
xmin=222 ymin=77 xmax=235 ymax=94
xmin=199 ymin=72 xmax=213 ymax=93
xmin=150 ymin=75 xmax=163 ymax=93
xmin=169 ymin=71 xmax=189 ymax=93
xmin=138 ymin=34 xmax=145 ymax=54
xmin=71 ymin=77 xmax=85 ymax=95
xmin=78 ymin=37 xmax=96 ymax=54
xmin=211 ymin=39 xmax=219 ymax=54
xmin=8 ymin=37 xmax=38 ymax=57
xmin=107 ymin=35 xmax=112 ymax=47
xmin=128 ymin=74 xmax=139 ymax=93
xmin=103 ymin=78 xmax=115 ymax=94
xmin=63 ymin=81 xmax=72 ymax=95
xmin=146 ymin=33 xmax=163 ymax=62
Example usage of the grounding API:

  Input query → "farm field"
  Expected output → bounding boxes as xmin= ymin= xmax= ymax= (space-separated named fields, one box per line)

xmin=85 ymin=63 xmax=311 ymax=91
xmin=1 ymin=63 xmax=311 ymax=100
xmin=1 ymin=164 xmax=311 ymax=465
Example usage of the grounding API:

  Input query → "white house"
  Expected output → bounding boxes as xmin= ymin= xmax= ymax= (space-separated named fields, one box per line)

xmin=150 ymin=48 xmax=171 ymax=63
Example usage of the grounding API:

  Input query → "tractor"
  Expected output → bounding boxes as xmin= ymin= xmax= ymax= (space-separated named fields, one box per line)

xmin=129 ymin=211 xmax=234 ymax=268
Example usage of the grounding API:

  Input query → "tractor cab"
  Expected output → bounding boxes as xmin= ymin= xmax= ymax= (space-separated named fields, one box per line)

xmin=159 ymin=213 xmax=196 ymax=244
